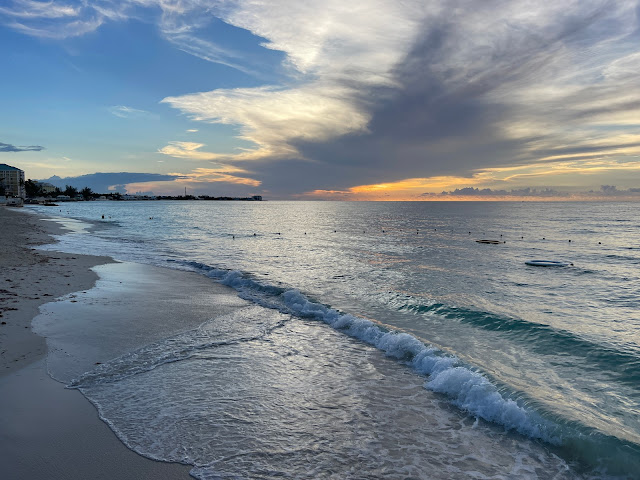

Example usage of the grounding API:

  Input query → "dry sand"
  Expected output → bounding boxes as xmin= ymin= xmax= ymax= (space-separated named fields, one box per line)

xmin=0 ymin=206 xmax=191 ymax=479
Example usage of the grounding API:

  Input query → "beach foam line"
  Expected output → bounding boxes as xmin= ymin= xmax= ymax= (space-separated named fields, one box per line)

xmin=280 ymin=288 xmax=558 ymax=443
xmin=210 ymin=267 xmax=640 ymax=476
xmin=69 ymin=307 xmax=290 ymax=389
xmin=177 ymin=261 xmax=560 ymax=444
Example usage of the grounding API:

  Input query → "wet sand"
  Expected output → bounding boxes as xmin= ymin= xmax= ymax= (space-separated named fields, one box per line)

xmin=0 ymin=359 xmax=192 ymax=479
xmin=0 ymin=207 xmax=113 ymax=374
xmin=0 ymin=206 xmax=222 ymax=479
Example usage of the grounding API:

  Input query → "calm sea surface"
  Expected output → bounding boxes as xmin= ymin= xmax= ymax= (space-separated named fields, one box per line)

xmin=29 ymin=201 xmax=640 ymax=479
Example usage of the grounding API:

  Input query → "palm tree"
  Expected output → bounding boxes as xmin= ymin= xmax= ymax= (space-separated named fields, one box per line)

xmin=80 ymin=187 xmax=93 ymax=200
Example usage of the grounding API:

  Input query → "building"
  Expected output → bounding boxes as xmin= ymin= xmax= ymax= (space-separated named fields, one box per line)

xmin=0 ymin=164 xmax=25 ymax=198
xmin=35 ymin=181 xmax=57 ymax=194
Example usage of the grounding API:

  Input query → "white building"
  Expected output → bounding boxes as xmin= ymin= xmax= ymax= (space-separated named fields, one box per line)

xmin=0 ymin=164 xmax=25 ymax=198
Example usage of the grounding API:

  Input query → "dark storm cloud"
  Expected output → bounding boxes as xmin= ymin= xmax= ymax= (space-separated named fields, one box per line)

xmin=0 ymin=142 xmax=45 ymax=152
xmin=251 ymin=0 xmax=640 ymax=194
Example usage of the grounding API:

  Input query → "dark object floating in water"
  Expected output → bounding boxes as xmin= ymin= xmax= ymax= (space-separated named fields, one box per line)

xmin=476 ymin=239 xmax=504 ymax=244
xmin=525 ymin=260 xmax=573 ymax=267
xmin=43 ymin=203 xmax=58 ymax=206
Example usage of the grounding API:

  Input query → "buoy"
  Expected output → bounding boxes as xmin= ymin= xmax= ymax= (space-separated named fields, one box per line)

xmin=525 ymin=260 xmax=573 ymax=267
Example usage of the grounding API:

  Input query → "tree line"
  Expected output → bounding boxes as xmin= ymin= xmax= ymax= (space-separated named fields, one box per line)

xmin=25 ymin=180 xmax=99 ymax=199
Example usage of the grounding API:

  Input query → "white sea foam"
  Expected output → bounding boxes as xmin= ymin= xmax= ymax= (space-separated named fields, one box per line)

xmin=26 ymin=201 xmax=640 ymax=477
xmin=191 ymin=267 xmax=559 ymax=443
xmin=69 ymin=306 xmax=289 ymax=389
xmin=40 ymin=228 xmax=558 ymax=443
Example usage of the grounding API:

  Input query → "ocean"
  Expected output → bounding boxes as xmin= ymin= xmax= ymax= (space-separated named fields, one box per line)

xmin=28 ymin=200 xmax=640 ymax=479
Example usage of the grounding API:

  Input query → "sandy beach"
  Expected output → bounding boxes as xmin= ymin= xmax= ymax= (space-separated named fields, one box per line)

xmin=0 ymin=206 xmax=195 ymax=479
xmin=0 ymin=206 xmax=113 ymax=375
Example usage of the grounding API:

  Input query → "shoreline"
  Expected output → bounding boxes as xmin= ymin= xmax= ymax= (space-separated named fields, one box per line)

xmin=0 ymin=206 xmax=114 ymax=375
xmin=0 ymin=206 xmax=192 ymax=479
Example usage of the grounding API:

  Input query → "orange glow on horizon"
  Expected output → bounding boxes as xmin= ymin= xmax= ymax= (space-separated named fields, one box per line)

xmin=302 ymin=160 xmax=640 ymax=201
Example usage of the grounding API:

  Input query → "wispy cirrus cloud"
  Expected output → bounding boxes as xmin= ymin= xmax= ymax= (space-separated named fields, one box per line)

xmin=165 ymin=33 xmax=261 ymax=77
xmin=0 ymin=1 xmax=274 ymax=74
xmin=7 ymin=17 xmax=102 ymax=38
xmin=0 ymin=0 xmax=104 ymax=39
xmin=0 ymin=0 xmax=78 ymax=19
xmin=0 ymin=141 xmax=44 ymax=152
xmin=108 ymin=105 xmax=152 ymax=118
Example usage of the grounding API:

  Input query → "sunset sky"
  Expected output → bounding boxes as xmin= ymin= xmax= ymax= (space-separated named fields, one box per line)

xmin=2 ymin=0 xmax=640 ymax=199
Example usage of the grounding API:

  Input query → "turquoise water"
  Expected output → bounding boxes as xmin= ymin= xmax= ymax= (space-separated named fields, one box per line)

xmin=30 ymin=201 xmax=640 ymax=478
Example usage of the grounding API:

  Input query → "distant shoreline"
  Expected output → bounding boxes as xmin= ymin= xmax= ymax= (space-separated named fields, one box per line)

xmin=26 ymin=194 xmax=263 ymax=204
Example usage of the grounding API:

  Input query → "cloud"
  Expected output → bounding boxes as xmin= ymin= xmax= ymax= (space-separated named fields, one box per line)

xmin=161 ymin=83 xmax=371 ymax=161
xmin=164 ymin=33 xmax=260 ymax=76
xmin=169 ymin=166 xmax=261 ymax=187
xmin=38 ymin=172 xmax=185 ymax=193
xmin=0 ymin=141 xmax=45 ymax=152
xmin=156 ymin=0 xmax=640 ymax=198
xmin=158 ymin=141 xmax=221 ymax=161
xmin=300 ymin=154 xmax=640 ymax=200
xmin=37 ymin=168 xmax=259 ymax=195
xmin=108 ymin=105 xmax=151 ymax=118
xmin=307 ymin=184 xmax=640 ymax=201
xmin=435 ymin=185 xmax=640 ymax=199
xmin=124 ymin=165 xmax=262 ymax=195
xmin=0 ymin=1 xmax=275 ymax=74
xmin=436 ymin=187 xmax=567 ymax=198
xmin=0 ymin=0 xmax=78 ymax=19
xmin=5 ymin=1 xmax=640 ymax=197
xmin=160 ymin=1 xmax=425 ymax=161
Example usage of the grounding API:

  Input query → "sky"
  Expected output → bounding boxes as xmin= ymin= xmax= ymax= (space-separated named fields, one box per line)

xmin=1 ymin=0 xmax=640 ymax=200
